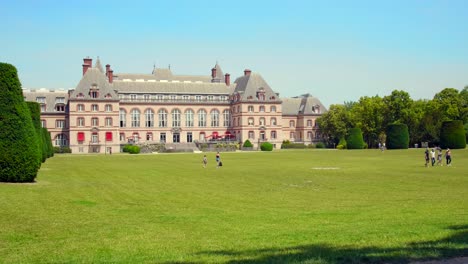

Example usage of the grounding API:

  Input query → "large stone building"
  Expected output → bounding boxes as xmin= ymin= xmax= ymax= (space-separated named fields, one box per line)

xmin=23 ymin=57 xmax=326 ymax=153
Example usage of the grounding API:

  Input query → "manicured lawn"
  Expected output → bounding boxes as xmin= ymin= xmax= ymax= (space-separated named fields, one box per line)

xmin=1 ymin=149 xmax=467 ymax=263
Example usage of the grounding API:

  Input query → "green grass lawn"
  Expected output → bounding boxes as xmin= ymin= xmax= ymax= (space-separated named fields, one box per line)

xmin=1 ymin=149 xmax=467 ymax=263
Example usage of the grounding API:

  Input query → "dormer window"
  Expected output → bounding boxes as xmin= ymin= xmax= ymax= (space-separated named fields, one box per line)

xmin=90 ymin=84 xmax=99 ymax=98
xmin=257 ymin=87 xmax=266 ymax=101
xmin=104 ymin=93 xmax=112 ymax=99
xmin=77 ymin=93 xmax=84 ymax=99
xmin=312 ymin=105 xmax=321 ymax=113
xmin=55 ymin=104 xmax=65 ymax=112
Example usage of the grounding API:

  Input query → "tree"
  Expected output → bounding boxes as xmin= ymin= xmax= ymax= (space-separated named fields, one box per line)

xmin=383 ymin=90 xmax=413 ymax=124
xmin=386 ymin=124 xmax=409 ymax=149
xmin=349 ymin=96 xmax=386 ymax=148
xmin=346 ymin=127 xmax=365 ymax=149
xmin=440 ymin=121 xmax=466 ymax=149
xmin=433 ymin=88 xmax=464 ymax=121
xmin=0 ymin=63 xmax=41 ymax=182
xmin=316 ymin=104 xmax=352 ymax=146
xmin=26 ymin=101 xmax=46 ymax=163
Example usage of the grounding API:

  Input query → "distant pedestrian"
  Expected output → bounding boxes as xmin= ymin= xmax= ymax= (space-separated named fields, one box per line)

xmin=216 ymin=152 xmax=221 ymax=168
xmin=378 ymin=142 xmax=382 ymax=151
xmin=445 ymin=148 xmax=452 ymax=166
xmin=202 ymin=155 xmax=207 ymax=168
xmin=437 ymin=147 xmax=442 ymax=166
xmin=431 ymin=148 xmax=436 ymax=166
xmin=424 ymin=147 xmax=430 ymax=167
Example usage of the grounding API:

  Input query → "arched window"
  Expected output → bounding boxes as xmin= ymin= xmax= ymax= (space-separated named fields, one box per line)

xmin=271 ymin=118 xmax=277 ymax=126
xmin=172 ymin=109 xmax=181 ymax=127
xmin=145 ymin=109 xmax=154 ymax=127
xmin=185 ymin=109 xmax=194 ymax=127
xmin=198 ymin=109 xmax=206 ymax=127
xmin=131 ymin=109 xmax=140 ymax=127
xmin=105 ymin=104 xmax=112 ymax=112
xmin=259 ymin=117 xmax=265 ymax=126
xmin=119 ymin=109 xmax=126 ymax=127
xmin=158 ymin=109 xmax=167 ymax=127
xmin=223 ymin=109 xmax=230 ymax=127
xmin=290 ymin=120 xmax=295 ymax=127
xmin=211 ymin=109 xmax=219 ymax=127
xmin=248 ymin=118 xmax=254 ymax=126
xmin=270 ymin=106 xmax=276 ymax=112
xmin=55 ymin=134 xmax=67 ymax=146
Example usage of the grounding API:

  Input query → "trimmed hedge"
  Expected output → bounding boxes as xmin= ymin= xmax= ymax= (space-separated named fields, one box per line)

xmin=123 ymin=145 xmax=141 ymax=154
xmin=243 ymin=139 xmax=253 ymax=148
xmin=386 ymin=123 xmax=409 ymax=149
xmin=337 ymin=137 xmax=347 ymax=149
xmin=440 ymin=120 xmax=466 ymax=149
xmin=27 ymin=101 xmax=46 ymax=163
xmin=0 ymin=63 xmax=41 ymax=182
xmin=315 ymin=142 xmax=326 ymax=148
xmin=260 ymin=142 xmax=273 ymax=151
xmin=346 ymin=128 xmax=365 ymax=149
xmin=42 ymin=128 xmax=54 ymax=158
xmin=54 ymin=147 xmax=72 ymax=153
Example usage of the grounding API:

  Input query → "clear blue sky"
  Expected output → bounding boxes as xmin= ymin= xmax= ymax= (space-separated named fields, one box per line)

xmin=2 ymin=0 xmax=468 ymax=108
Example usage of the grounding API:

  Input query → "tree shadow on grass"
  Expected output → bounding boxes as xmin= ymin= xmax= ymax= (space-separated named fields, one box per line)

xmin=180 ymin=225 xmax=468 ymax=264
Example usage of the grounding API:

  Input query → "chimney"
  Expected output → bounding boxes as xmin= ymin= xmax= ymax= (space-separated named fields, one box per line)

xmin=244 ymin=69 xmax=251 ymax=76
xmin=225 ymin=73 xmax=230 ymax=86
xmin=105 ymin=64 xmax=111 ymax=76
xmin=82 ymin=57 xmax=92 ymax=76
xmin=108 ymin=69 xmax=114 ymax=83
xmin=211 ymin=67 xmax=217 ymax=78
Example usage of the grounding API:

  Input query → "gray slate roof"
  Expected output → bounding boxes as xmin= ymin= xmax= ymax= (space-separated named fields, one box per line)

xmin=113 ymin=80 xmax=235 ymax=95
xmin=23 ymin=89 xmax=69 ymax=113
xmin=69 ymin=68 xmax=119 ymax=100
xmin=212 ymin=63 xmax=224 ymax=82
xmin=115 ymin=69 xmax=212 ymax=83
xmin=282 ymin=94 xmax=327 ymax=115
xmin=94 ymin=57 xmax=104 ymax=73
xmin=233 ymin=73 xmax=280 ymax=102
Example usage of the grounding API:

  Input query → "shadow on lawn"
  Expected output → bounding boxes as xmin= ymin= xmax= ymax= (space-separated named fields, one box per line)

xmin=167 ymin=225 xmax=468 ymax=264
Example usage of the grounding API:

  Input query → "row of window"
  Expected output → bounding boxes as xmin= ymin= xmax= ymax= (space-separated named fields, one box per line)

xmin=119 ymin=109 xmax=231 ymax=128
xmin=118 ymin=94 xmax=228 ymax=102
xmin=74 ymin=104 xmax=113 ymax=112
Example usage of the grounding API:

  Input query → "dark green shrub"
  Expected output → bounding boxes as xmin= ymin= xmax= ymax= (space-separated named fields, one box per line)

xmin=243 ymin=139 xmax=253 ymax=148
xmin=260 ymin=142 xmax=273 ymax=151
xmin=315 ymin=142 xmax=326 ymax=148
xmin=27 ymin=101 xmax=46 ymax=163
xmin=346 ymin=128 xmax=365 ymax=149
xmin=440 ymin=120 xmax=466 ymax=149
xmin=42 ymin=128 xmax=54 ymax=158
xmin=0 ymin=63 xmax=41 ymax=182
xmin=122 ymin=144 xmax=132 ymax=152
xmin=128 ymin=145 xmax=141 ymax=154
xmin=338 ymin=137 xmax=347 ymax=149
xmin=281 ymin=143 xmax=306 ymax=149
xmin=386 ymin=123 xmax=409 ymax=149
xmin=54 ymin=147 xmax=72 ymax=153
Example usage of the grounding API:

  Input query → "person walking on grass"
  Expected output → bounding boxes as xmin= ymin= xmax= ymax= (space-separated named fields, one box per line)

xmin=431 ymin=148 xmax=436 ymax=166
xmin=437 ymin=147 xmax=443 ymax=166
xmin=424 ymin=147 xmax=430 ymax=167
xmin=215 ymin=152 xmax=221 ymax=168
xmin=445 ymin=148 xmax=452 ymax=166
xmin=202 ymin=155 xmax=208 ymax=168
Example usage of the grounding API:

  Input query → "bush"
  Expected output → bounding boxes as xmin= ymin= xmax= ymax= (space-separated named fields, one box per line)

xmin=346 ymin=128 xmax=365 ymax=149
xmin=128 ymin=145 xmax=141 ymax=154
xmin=42 ymin=128 xmax=54 ymax=158
xmin=122 ymin=144 xmax=132 ymax=153
xmin=0 ymin=63 xmax=41 ymax=182
xmin=26 ymin=101 xmax=45 ymax=163
xmin=243 ymin=139 xmax=253 ymax=148
xmin=54 ymin=147 xmax=72 ymax=153
xmin=338 ymin=137 xmax=347 ymax=149
xmin=386 ymin=123 xmax=409 ymax=149
xmin=260 ymin=142 xmax=273 ymax=151
xmin=315 ymin=142 xmax=326 ymax=148
xmin=281 ymin=143 xmax=306 ymax=149
xmin=440 ymin=120 xmax=466 ymax=149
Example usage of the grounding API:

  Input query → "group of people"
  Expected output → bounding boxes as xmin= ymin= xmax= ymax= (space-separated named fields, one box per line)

xmin=202 ymin=152 xmax=223 ymax=168
xmin=425 ymin=147 xmax=452 ymax=167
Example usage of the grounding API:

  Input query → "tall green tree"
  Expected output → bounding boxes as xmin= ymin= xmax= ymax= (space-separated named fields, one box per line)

xmin=383 ymin=90 xmax=413 ymax=124
xmin=316 ymin=104 xmax=352 ymax=146
xmin=349 ymin=96 xmax=386 ymax=148
xmin=433 ymin=88 xmax=464 ymax=121
xmin=26 ymin=101 xmax=46 ymax=163
xmin=0 ymin=63 xmax=41 ymax=182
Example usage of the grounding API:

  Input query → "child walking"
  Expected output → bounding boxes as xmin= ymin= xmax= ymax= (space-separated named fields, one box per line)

xmin=202 ymin=155 xmax=207 ymax=168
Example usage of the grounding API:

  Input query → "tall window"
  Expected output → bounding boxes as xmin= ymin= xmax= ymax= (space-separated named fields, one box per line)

xmin=131 ymin=109 xmax=140 ymax=127
xmin=105 ymin=104 xmax=112 ymax=112
xmin=223 ymin=109 xmax=230 ymax=127
xmin=259 ymin=106 xmax=265 ymax=112
xmin=259 ymin=117 xmax=265 ymax=126
xmin=290 ymin=120 xmax=295 ymax=127
xmin=248 ymin=131 xmax=255 ymax=139
xmin=91 ymin=133 xmax=99 ymax=143
xmin=41 ymin=120 xmax=46 ymax=128
xmin=198 ymin=109 xmax=206 ymax=127
xmin=271 ymin=131 xmax=277 ymax=139
xmin=307 ymin=131 xmax=313 ymax=139
xmin=248 ymin=105 xmax=254 ymax=112
xmin=271 ymin=118 xmax=277 ymax=126
xmin=158 ymin=109 xmax=167 ymax=127
xmin=144 ymin=94 xmax=150 ymax=102
xmin=105 ymin=117 xmax=112 ymax=127
xmin=130 ymin=94 xmax=137 ymax=101
xmin=290 ymin=132 xmax=295 ymax=140
xmin=172 ymin=109 xmax=181 ymax=127
xmin=36 ymin=97 xmax=46 ymax=103
xmin=56 ymin=120 xmax=65 ymax=128
xmin=307 ymin=120 xmax=312 ymax=127
xmin=77 ymin=117 xmax=84 ymax=127
xmin=55 ymin=134 xmax=67 ymax=146
xmin=91 ymin=104 xmax=98 ymax=111
xmin=248 ymin=118 xmax=254 ymax=126
xmin=185 ymin=109 xmax=194 ymax=127
xmin=77 ymin=104 xmax=84 ymax=112
xmin=271 ymin=106 xmax=276 ymax=112
xmin=119 ymin=109 xmax=126 ymax=127
xmin=145 ymin=109 xmax=154 ymax=127
xmin=91 ymin=117 xmax=99 ymax=127
xmin=211 ymin=109 xmax=219 ymax=127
